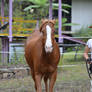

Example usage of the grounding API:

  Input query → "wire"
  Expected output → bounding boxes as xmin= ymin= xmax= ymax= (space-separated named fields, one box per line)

xmin=58 ymin=36 xmax=92 ymax=39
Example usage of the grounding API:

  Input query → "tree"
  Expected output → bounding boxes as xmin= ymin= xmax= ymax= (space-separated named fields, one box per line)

xmin=24 ymin=0 xmax=71 ymax=14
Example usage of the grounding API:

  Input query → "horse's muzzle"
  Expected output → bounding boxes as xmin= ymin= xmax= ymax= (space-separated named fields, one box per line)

xmin=45 ymin=46 xmax=53 ymax=53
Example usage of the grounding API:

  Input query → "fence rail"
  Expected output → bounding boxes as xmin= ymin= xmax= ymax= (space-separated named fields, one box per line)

xmin=0 ymin=16 xmax=37 ymax=37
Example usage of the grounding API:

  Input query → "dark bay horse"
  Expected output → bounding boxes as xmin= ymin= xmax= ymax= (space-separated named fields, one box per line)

xmin=25 ymin=19 xmax=60 ymax=92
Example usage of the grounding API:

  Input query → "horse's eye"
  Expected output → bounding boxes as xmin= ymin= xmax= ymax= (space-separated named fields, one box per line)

xmin=52 ymin=29 xmax=55 ymax=33
xmin=41 ymin=29 xmax=46 ymax=35
xmin=41 ymin=29 xmax=44 ymax=33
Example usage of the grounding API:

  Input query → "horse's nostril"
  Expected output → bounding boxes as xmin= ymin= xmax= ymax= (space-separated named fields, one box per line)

xmin=46 ymin=46 xmax=53 ymax=49
xmin=45 ymin=46 xmax=53 ymax=53
xmin=51 ymin=46 xmax=53 ymax=48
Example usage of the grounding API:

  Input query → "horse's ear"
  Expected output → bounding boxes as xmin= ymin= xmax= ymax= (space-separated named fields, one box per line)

xmin=40 ymin=19 xmax=48 ymax=32
xmin=41 ymin=19 xmax=44 ymax=24
xmin=50 ymin=19 xmax=56 ymax=25
xmin=40 ymin=19 xmax=46 ymax=32
xmin=52 ymin=19 xmax=56 ymax=25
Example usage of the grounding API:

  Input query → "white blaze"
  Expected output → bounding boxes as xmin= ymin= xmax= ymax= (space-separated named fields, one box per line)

xmin=45 ymin=25 xmax=53 ymax=53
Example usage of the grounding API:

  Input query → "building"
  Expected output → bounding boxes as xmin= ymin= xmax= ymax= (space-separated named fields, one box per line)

xmin=72 ymin=0 xmax=92 ymax=32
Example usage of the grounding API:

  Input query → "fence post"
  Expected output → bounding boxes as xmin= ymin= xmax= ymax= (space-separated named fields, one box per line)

xmin=58 ymin=0 xmax=62 ymax=43
xmin=58 ymin=0 xmax=63 ymax=54
xmin=1 ymin=0 xmax=4 ymax=25
xmin=49 ymin=0 xmax=53 ymax=19
xmin=1 ymin=37 xmax=9 ymax=64
xmin=36 ymin=20 xmax=39 ymax=29
xmin=9 ymin=0 xmax=13 ymax=42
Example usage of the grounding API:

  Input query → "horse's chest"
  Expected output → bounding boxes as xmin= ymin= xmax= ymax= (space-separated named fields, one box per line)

xmin=40 ymin=63 xmax=55 ymax=74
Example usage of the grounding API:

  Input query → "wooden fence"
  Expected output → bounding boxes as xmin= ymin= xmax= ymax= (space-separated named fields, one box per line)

xmin=0 ymin=16 xmax=37 ymax=37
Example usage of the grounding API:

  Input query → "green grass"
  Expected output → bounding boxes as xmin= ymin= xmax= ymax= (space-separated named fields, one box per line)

xmin=0 ymin=51 xmax=90 ymax=89
xmin=57 ymin=50 xmax=89 ymax=82
xmin=57 ymin=64 xmax=89 ymax=82
xmin=59 ymin=50 xmax=85 ymax=65
xmin=0 ymin=64 xmax=89 ymax=90
xmin=0 ymin=51 xmax=90 ymax=92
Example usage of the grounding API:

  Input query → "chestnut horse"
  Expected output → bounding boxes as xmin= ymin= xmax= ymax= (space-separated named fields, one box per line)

xmin=25 ymin=19 xmax=60 ymax=92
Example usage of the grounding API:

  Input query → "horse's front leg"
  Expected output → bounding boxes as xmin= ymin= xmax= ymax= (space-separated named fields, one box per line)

xmin=35 ymin=74 xmax=42 ymax=92
xmin=44 ymin=76 xmax=49 ymax=92
xmin=49 ymin=70 xmax=57 ymax=92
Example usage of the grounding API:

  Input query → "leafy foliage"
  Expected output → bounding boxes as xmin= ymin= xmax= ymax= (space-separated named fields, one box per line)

xmin=23 ymin=0 xmax=73 ymax=29
xmin=73 ymin=26 xmax=92 ymax=41
xmin=24 ymin=2 xmax=71 ymax=14
xmin=63 ymin=23 xmax=79 ymax=27
xmin=25 ymin=0 xmax=48 ymax=6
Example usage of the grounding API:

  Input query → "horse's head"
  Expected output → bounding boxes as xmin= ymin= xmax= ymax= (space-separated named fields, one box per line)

xmin=40 ymin=19 xmax=56 ymax=53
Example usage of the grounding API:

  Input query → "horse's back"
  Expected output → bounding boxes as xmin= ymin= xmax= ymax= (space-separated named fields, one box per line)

xmin=26 ymin=30 xmax=40 ymax=42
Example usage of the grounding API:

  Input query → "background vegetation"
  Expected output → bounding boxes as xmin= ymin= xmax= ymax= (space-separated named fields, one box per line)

xmin=0 ymin=0 xmax=91 ymax=66
xmin=73 ymin=26 xmax=92 ymax=42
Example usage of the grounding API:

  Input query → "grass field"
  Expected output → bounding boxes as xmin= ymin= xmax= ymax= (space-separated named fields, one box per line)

xmin=0 ymin=51 xmax=90 ymax=91
xmin=58 ymin=51 xmax=89 ymax=81
xmin=0 ymin=52 xmax=89 ymax=92
xmin=0 ymin=65 xmax=89 ymax=91
xmin=59 ymin=50 xmax=85 ymax=65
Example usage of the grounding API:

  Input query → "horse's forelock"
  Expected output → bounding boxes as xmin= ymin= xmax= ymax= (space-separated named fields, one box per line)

xmin=39 ymin=20 xmax=55 ymax=32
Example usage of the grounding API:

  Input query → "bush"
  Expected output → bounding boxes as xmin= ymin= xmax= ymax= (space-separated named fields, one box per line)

xmin=72 ymin=25 xmax=92 ymax=42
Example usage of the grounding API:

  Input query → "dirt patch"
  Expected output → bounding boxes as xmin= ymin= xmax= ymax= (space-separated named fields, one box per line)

xmin=0 ymin=66 xmax=30 ymax=79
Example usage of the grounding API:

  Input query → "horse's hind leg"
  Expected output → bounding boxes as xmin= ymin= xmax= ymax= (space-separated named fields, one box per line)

xmin=44 ymin=76 xmax=48 ymax=92
xmin=49 ymin=70 xmax=57 ymax=92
